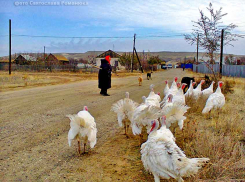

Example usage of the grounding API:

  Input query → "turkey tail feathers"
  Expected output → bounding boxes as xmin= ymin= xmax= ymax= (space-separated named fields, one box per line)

xmin=66 ymin=114 xmax=80 ymax=147
xmin=180 ymin=158 xmax=210 ymax=177
xmin=111 ymin=96 xmax=139 ymax=127
xmin=132 ymin=123 xmax=141 ymax=135
xmin=111 ymin=99 xmax=125 ymax=127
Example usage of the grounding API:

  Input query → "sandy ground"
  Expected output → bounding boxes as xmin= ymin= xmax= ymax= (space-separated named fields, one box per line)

xmin=0 ymin=69 xmax=187 ymax=182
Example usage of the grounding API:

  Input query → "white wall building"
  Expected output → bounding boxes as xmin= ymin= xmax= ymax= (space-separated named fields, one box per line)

xmin=95 ymin=50 xmax=122 ymax=68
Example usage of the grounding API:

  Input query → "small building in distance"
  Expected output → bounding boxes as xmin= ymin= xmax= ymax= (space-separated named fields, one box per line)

xmin=11 ymin=54 xmax=38 ymax=65
xmin=46 ymin=54 xmax=69 ymax=65
xmin=96 ymin=50 xmax=122 ymax=68
xmin=14 ymin=55 xmax=28 ymax=65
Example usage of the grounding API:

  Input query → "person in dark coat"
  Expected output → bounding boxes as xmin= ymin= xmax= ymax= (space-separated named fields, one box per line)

xmin=98 ymin=55 xmax=112 ymax=96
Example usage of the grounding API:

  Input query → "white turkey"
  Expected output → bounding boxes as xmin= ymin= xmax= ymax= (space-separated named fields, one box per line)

xmin=158 ymin=116 xmax=175 ymax=142
xmin=185 ymin=80 xmax=196 ymax=98
xmin=161 ymin=94 xmax=190 ymax=131
xmin=131 ymin=100 xmax=163 ymax=143
xmin=67 ymin=106 xmax=97 ymax=154
xmin=131 ymin=104 xmax=162 ymax=136
xmin=202 ymin=81 xmax=225 ymax=114
xmin=176 ymin=82 xmax=181 ymax=89
xmin=163 ymin=80 xmax=169 ymax=96
xmin=192 ymin=80 xmax=205 ymax=100
xmin=170 ymin=77 xmax=178 ymax=93
xmin=145 ymin=84 xmax=161 ymax=107
xmin=111 ymin=92 xmax=139 ymax=137
xmin=141 ymin=119 xmax=210 ymax=182
xmin=172 ymin=83 xmax=187 ymax=105
xmin=161 ymin=77 xmax=179 ymax=105
xmin=202 ymin=81 xmax=215 ymax=99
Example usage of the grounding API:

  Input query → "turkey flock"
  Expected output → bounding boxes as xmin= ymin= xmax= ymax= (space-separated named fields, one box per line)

xmin=66 ymin=77 xmax=226 ymax=182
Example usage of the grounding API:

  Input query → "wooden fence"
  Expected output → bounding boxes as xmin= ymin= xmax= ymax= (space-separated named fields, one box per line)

xmin=193 ymin=64 xmax=245 ymax=78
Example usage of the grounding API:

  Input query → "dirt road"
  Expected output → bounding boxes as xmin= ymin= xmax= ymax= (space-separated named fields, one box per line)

xmin=0 ymin=69 xmax=187 ymax=181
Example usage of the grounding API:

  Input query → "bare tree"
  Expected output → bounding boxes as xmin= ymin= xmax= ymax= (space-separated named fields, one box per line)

xmin=78 ymin=58 xmax=88 ymax=64
xmin=239 ymin=57 xmax=245 ymax=65
xmin=224 ymin=55 xmax=235 ymax=65
xmin=119 ymin=53 xmax=138 ymax=71
xmin=185 ymin=3 xmax=243 ymax=78
xmin=148 ymin=56 xmax=161 ymax=71
xmin=68 ymin=58 xmax=78 ymax=66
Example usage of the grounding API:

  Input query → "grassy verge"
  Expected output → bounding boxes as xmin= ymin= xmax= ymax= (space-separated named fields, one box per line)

xmin=0 ymin=71 xmax=97 ymax=92
xmin=174 ymin=73 xmax=245 ymax=181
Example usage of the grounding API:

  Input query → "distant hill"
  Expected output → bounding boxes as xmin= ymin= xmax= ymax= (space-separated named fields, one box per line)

xmin=59 ymin=51 xmax=244 ymax=63
xmin=1 ymin=51 xmax=244 ymax=63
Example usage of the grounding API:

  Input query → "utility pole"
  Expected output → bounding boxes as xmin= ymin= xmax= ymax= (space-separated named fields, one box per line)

xmin=143 ymin=50 xmax=145 ymax=61
xmin=196 ymin=33 xmax=199 ymax=73
xmin=44 ymin=46 xmax=45 ymax=60
xmin=9 ymin=19 xmax=11 ymax=75
xmin=220 ymin=29 xmax=224 ymax=77
xmin=131 ymin=34 xmax=136 ymax=72
xmin=143 ymin=50 xmax=145 ymax=70
xmin=134 ymin=47 xmax=143 ymax=73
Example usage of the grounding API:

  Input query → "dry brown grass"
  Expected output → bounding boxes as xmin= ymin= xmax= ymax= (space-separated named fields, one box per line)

xmin=174 ymin=74 xmax=245 ymax=181
xmin=0 ymin=71 xmax=100 ymax=92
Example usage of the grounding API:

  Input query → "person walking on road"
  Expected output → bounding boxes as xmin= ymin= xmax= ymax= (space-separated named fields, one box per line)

xmin=98 ymin=55 xmax=112 ymax=96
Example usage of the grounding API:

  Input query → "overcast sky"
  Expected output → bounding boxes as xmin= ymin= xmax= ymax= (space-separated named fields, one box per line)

xmin=0 ymin=0 xmax=245 ymax=57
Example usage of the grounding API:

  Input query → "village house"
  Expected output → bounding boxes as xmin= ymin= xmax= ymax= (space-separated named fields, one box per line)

xmin=46 ymin=54 xmax=69 ymax=65
xmin=14 ymin=55 xmax=27 ymax=64
xmin=14 ymin=54 xmax=38 ymax=65
xmin=95 ymin=50 xmax=122 ymax=68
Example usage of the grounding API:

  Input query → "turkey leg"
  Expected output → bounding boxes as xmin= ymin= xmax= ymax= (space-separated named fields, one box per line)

xmin=77 ymin=140 xmax=81 ymax=155
xmin=84 ymin=143 xmax=86 ymax=154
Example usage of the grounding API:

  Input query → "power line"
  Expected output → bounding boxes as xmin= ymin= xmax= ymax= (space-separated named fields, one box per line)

xmin=0 ymin=34 xmax=186 ymax=39
xmin=11 ymin=34 xmax=133 ymax=39
xmin=6 ymin=34 xmax=185 ymax=38
xmin=0 ymin=32 xmax=244 ymax=38
xmin=138 ymin=34 xmax=184 ymax=38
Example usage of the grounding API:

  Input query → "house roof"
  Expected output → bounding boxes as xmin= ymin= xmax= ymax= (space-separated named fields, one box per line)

xmin=48 ymin=54 xmax=69 ymax=61
xmin=21 ymin=55 xmax=37 ymax=61
xmin=14 ymin=55 xmax=27 ymax=61
xmin=96 ymin=50 xmax=121 ymax=58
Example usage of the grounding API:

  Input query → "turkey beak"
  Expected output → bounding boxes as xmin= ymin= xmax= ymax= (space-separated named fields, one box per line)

xmin=150 ymin=121 xmax=155 ymax=132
